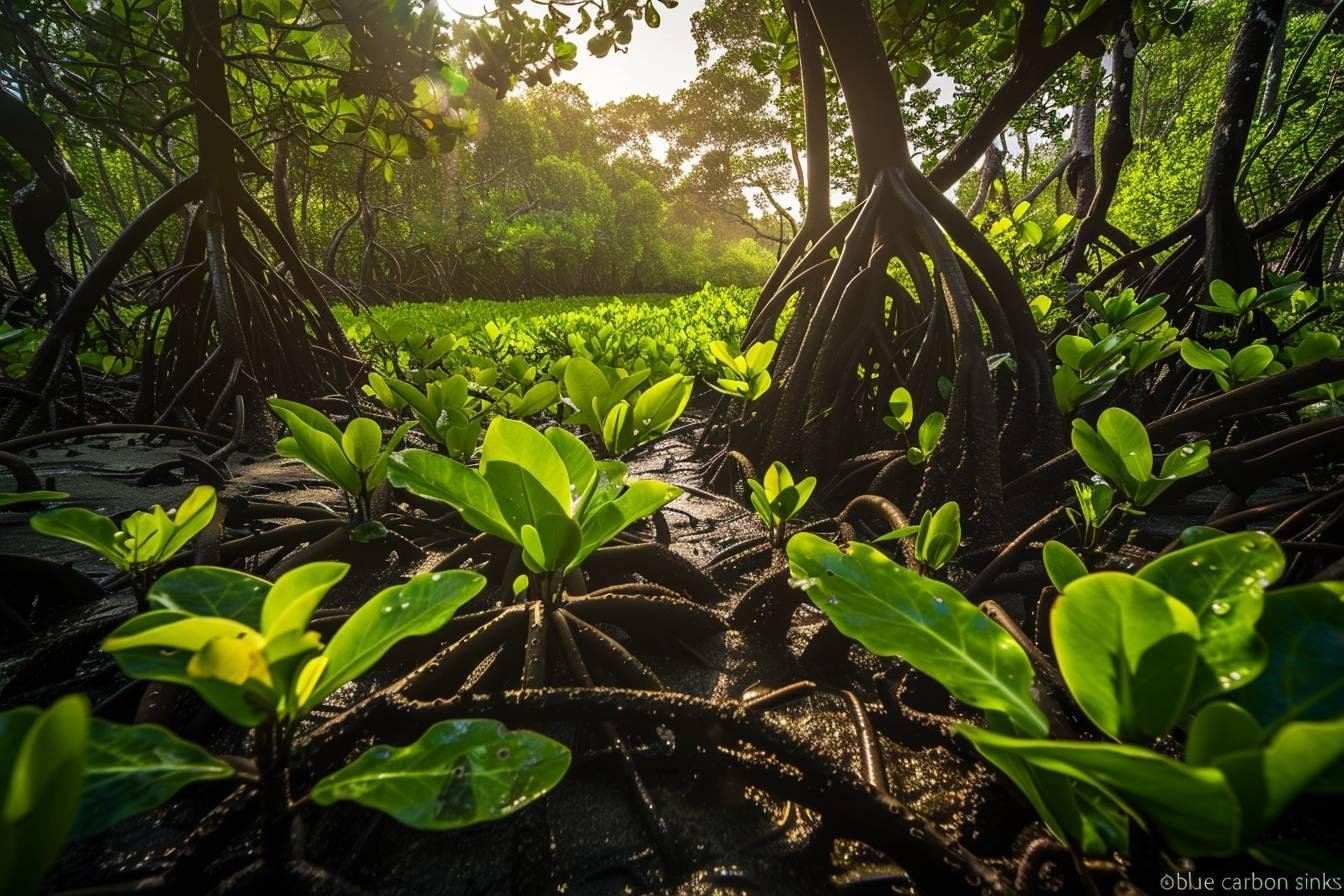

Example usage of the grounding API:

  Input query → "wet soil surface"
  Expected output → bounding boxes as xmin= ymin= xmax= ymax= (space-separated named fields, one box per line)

xmin=0 ymin=419 xmax=1313 ymax=895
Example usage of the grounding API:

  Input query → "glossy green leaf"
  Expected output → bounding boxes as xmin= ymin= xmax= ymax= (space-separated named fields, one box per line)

xmin=787 ymin=534 xmax=1048 ymax=737
xmin=261 ymin=561 xmax=348 ymax=638
xmin=304 ymin=570 xmax=485 ymax=712
xmin=1138 ymin=532 xmax=1281 ymax=700
xmin=311 ymin=719 xmax=570 ymax=830
xmin=1186 ymin=702 xmax=1264 ymax=767
xmin=1052 ymin=572 xmax=1199 ymax=741
xmin=386 ymin=449 xmax=514 ymax=542
xmin=0 ymin=695 xmax=89 ymax=896
xmin=29 ymin=507 xmax=122 ymax=567
xmin=1213 ymin=716 xmax=1344 ymax=844
xmin=341 ymin=418 xmax=384 ymax=471
xmin=479 ymin=417 xmax=571 ymax=513
xmin=148 ymin=566 xmax=269 ymax=628
xmin=1235 ymin=582 xmax=1344 ymax=729
xmin=955 ymin=724 xmax=1242 ymax=856
xmin=1042 ymin=540 xmax=1088 ymax=591
xmin=72 ymin=718 xmax=233 ymax=839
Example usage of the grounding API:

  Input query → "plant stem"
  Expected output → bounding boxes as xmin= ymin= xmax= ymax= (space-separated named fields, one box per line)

xmin=255 ymin=719 xmax=293 ymax=874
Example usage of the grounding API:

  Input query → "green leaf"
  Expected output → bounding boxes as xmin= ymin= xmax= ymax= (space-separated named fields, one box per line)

xmin=1052 ymin=572 xmax=1200 ymax=741
xmin=0 ymin=491 xmax=67 ymax=508
xmin=520 ymin=514 xmax=581 ymax=575
xmin=1042 ymin=540 xmax=1088 ymax=591
xmin=72 ymin=718 xmax=233 ymax=839
xmin=311 ymin=719 xmax=569 ymax=830
xmin=1208 ymin=279 xmax=1238 ymax=312
xmin=262 ymin=561 xmax=348 ymax=638
xmin=787 ymin=535 xmax=1049 ymax=737
xmin=1185 ymin=702 xmax=1264 ymax=767
xmin=1234 ymin=582 xmax=1344 ymax=730
xmin=386 ymin=449 xmax=514 ymax=542
xmin=1096 ymin=407 xmax=1152 ymax=486
xmin=562 ymin=356 xmax=610 ymax=429
xmin=1157 ymin=440 xmax=1211 ymax=481
xmin=156 ymin=486 xmax=217 ymax=561
xmin=631 ymin=374 xmax=692 ymax=436
xmin=954 ymin=724 xmax=1242 ymax=857
xmin=273 ymin=401 xmax=362 ymax=497
xmin=1137 ymin=532 xmax=1281 ymax=701
xmin=481 ymin=461 xmax=569 ymax=540
xmin=0 ymin=695 xmax=89 ymax=896
xmin=885 ymin=387 xmax=914 ymax=431
xmin=1213 ymin=716 xmax=1344 ymax=843
xmin=304 ymin=570 xmax=485 ymax=713
xmin=148 ymin=566 xmax=270 ymax=628
xmin=917 ymin=412 xmax=945 ymax=454
xmin=480 ymin=418 xmax=571 ymax=513
xmin=920 ymin=501 xmax=960 ymax=569
xmin=342 ymin=418 xmax=384 ymax=471
xmin=577 ymin=479 xmax=681 ymax=567
xmin=545 ymin=427 xmax=597 ymax=502
xmin=104 ymin=612 xmax=264 ymax=655
xmin=960 ymin=717 xmax=1128 ymax=856
xmin=30 ymin=507 xmax=124 ymax=568
xmin=1181 ymin=338 xmax=1230 ymax=373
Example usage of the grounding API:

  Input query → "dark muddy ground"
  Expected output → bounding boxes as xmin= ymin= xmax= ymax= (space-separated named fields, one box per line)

xmin=0 ymin=414 xmax=1322 ymax=895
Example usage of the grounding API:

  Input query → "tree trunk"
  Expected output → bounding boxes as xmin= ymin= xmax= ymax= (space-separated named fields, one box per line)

xmin=1062 ymin=21 xmax=1139 ymax=280
xmin=1197 ymin=0 xmax=1287 ymax=291
xmin=730 ymin=0 xmax=1063 ymax=531
xmin=0 ymin=89 xmax=82 ymax=321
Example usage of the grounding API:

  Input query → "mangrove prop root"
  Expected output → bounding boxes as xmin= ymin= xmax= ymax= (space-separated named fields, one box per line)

xmin=586 ymin=542 xmax=726 ymax=606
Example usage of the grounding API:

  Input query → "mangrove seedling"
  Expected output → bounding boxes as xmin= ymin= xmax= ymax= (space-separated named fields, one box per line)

xmin=269 ymin=398 xmax=414 ymax=526
xmin=789 ymin=529 xmax=1344 ymax=863
xmin=562 ymin=356 xmax=693 ymax=456
xmin=876 ymin=500 xmax=961 ymax=571
xmin=705 ymin=338 xmax=776 ymax=404
xmin=746 ymin=461 xmax=816 ymax=548
xmin=1070 ymin=407 xmax=1209 ymax=509
xmin=99 ymin=561 xmax=568 ymax=872
xmin=367 ymin=372 xmax=484 ymax=460
xmin=1180 ymin=339 xmax=1283 ymax=392
xmin=30 ymin=484 xmax=217 ymax=603
xmin=882 ymin=387 xmax=945 ymax=466
xmin=387 ymin=416 xmax=683 ymax=600
xmin=1065 ymin=478 xmax=1118 ymax=548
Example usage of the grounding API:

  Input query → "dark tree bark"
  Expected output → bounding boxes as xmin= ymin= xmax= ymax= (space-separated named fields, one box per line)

xmin=1198 ymin=0 xmax=1287 ymax=291
xmin=728 ymin=0 xmax=1070 ymax=531
xmin=928 ymin=0 xmax=1129 ymax=192
xmin=1062 ymin=21 xmax=1140 ymax=280
xmin=0 ymin=89 xmax=83 ymax=321
xmin=1086 ymin=0 xmax=1290 ymax=306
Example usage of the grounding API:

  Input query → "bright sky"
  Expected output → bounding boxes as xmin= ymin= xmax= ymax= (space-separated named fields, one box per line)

xmin=441 ymin=1 xmax=707 ymax=106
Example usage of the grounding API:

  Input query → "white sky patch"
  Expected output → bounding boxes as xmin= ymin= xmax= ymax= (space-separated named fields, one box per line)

xmin=440 ymin=0 xmax=706 ymax=106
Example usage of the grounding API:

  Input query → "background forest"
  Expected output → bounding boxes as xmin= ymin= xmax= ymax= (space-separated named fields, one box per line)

xmin=7 ymin=0 xmax=1339 ymax=308
xmin=4 ymin=0 xmax=1344 ymax=894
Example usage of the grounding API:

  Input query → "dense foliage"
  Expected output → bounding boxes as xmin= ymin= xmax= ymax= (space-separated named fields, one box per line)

xmin=2 ymin=0 xmax=1344 ymax=893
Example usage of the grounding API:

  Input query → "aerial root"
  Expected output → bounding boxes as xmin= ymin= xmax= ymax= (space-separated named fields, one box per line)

xmin=585 ymin=542 xmax=726 ymax=606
